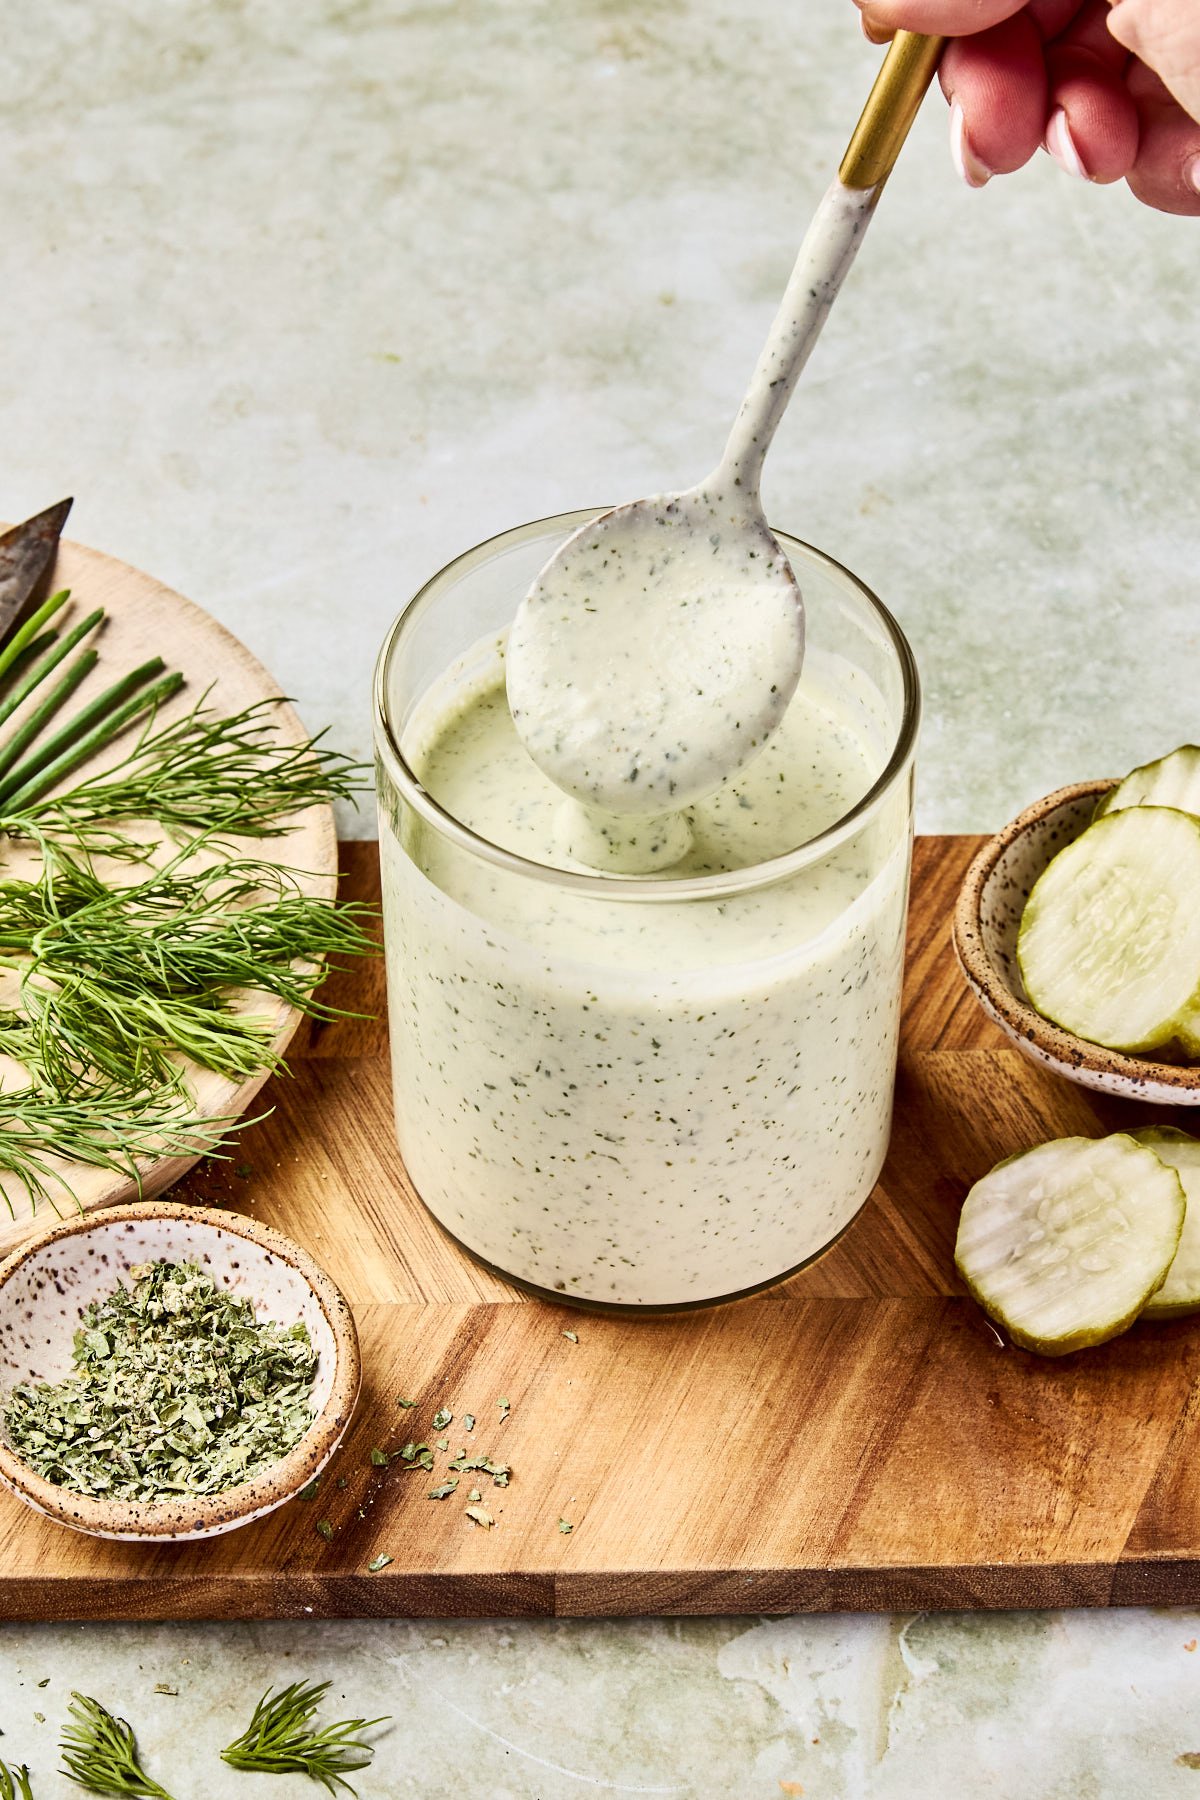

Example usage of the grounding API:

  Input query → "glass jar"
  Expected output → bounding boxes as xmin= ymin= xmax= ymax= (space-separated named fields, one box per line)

xmin=373 ymin=510 xmax=919 ymax=1310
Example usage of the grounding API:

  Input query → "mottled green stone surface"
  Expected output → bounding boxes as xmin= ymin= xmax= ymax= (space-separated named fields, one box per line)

xmin=1 ymin=0 xmax=1197 ymax=1791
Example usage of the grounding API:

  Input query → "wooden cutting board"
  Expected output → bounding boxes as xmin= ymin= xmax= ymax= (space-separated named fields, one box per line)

xmin=2 ymin=835 xmax=1199 ymax=1621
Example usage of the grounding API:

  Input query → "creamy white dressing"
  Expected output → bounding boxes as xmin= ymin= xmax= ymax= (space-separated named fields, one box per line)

xmin=505 ymin=180 xmax=879 ymax=830
xmin=379 ymin=632 xmax=910 ymax=1306
xmin=377 ymin=176 xmax=910 ymax=1307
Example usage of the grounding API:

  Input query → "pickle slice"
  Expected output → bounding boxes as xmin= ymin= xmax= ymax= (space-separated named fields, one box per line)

xmin=1097 ymin=745 xmax=1200 ymax=821
xmin=1018 ymin=807 xmax=1200 ymax=1054
xmin=954 ymin=1134 xmax=1184 ymax=1355
xmin=1132 ymin=1127 xmax=1200 ymax=1319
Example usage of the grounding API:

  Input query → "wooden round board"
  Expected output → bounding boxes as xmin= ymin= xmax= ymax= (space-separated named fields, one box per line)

xmin=0 ymin=533 xmax=338 ymax=1253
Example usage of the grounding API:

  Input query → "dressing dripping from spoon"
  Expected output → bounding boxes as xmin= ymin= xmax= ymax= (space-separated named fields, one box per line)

xmin=506 ymin=32 xmax=943 ymax=873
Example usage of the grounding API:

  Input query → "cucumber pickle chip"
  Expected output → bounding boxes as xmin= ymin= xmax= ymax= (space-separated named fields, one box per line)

xmin=1018 ymin=806 xmax=1200 ymax=1054
xmin=955 ymin=1134 xmax=1184 ymax=1355
xmin=1097 ymin=745 xmax=1200 ymax=821
xmin=1132 ymin=1127 xmax=1200 ymax=1319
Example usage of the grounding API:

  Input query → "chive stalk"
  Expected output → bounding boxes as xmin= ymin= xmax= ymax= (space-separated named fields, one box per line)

xmin=0 ymin=649 xmax=99 ymax=784
xmin=0 ymin=608 xmax=104 ymax=730
xmin=0 ymin=669 xmax=184 ymax=811
xmin=0 ymin=588 xmax=71 ymax=683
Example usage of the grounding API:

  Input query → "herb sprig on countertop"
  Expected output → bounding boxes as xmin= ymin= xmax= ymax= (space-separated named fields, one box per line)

xmin=59 ymin=1692 xmax=176 ymax=1800
xmin=0 ymin=1760 xmax=34 ymax=1800
xmin=220 ymin=1682 xmax=388 ymax=1795
xmin=2 ymin=1260 xmax=317 ymax=1500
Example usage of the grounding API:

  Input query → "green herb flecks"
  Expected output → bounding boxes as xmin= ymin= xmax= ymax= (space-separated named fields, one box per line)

xmin=430 ymin=1407 xmax=452 ymax=1431
xmin=562 ymin=1330 xmax=579 ymax=1343
xmin=447 ymin=1450 xmax=509 ymax=1486
xmin=1 ymin=1260 xmax=317 ymax=1501
xmin=59 ymin=1692 xmax=176 ymax=1800
xmin=315 ymin=1520 xmax=334 ymax=1543
xmin=427 ymin=1479 xmax=458 ymax=1501
xmin=220 ymin=1681 xmax=388 ymax=1796
xmin=366 ymin=1553 xmax=393 ymax=1572
xmin=395 ymin=1397 xmax=416 ymax=1409
xmin=465 ymin=1504 xmax=495 ymax=1529
xmin=397 ymin=1441 xmax=433 ymax=1471
xmin=497 ymin=1396 xmax=510 ymax=1424
xmin=369 ymin=1448 xmax=389 ymax=1468
xmin=558 ymin=1518 xmax=574 ymax=1534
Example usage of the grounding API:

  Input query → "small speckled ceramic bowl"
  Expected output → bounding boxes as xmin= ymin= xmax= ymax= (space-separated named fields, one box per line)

xmin=954 ymin=779 xmax=1200 ymax=1105
xmin=0 ymin=1202 xmax=360 ymax=1540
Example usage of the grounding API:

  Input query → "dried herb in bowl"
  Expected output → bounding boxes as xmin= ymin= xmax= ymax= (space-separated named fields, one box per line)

xmin=1 ymin=1259 xmax=318 ymax=1501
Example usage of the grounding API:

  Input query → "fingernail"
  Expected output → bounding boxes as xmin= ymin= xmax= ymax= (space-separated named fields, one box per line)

xmin=950 ymin=99 xmax=992 ymax=189
xmin=1187 ymin=154 xmax=1200 ymax=196
xmin=1045 ymin=108 xmax=1089 ymax=180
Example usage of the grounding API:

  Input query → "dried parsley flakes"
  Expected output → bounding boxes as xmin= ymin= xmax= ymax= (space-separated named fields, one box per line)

xmin=1 ymin=1260 xmax=317 ymax=1502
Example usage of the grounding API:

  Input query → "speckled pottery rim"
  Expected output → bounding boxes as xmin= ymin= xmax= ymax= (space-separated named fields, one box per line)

xmin=954 ymin=779 xmax=1200 ymax=1105
xmin=0 ymin=1202 xmax=360 ymax=1541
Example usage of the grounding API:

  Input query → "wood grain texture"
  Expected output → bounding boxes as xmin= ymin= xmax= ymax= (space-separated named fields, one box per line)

xmin=0 ymin=534 xmax=338 ymax=1247
xmin=3 ymin=835 xmax=1199 ymax=1620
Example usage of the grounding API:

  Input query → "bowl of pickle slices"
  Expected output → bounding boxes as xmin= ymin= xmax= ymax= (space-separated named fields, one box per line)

xmin=954 ymin=745 xmax=1200 ymax=1107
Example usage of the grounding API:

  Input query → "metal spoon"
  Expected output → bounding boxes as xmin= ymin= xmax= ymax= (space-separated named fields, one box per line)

xmin=507 ymin=32 xmax=944 ymax=829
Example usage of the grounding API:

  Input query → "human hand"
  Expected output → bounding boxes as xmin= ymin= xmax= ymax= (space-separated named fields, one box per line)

xmin=853 ymin=0 xmax=1200 ymax=215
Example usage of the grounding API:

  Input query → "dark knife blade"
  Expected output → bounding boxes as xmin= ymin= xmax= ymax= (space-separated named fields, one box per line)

xmin=0 ymin=497 xmax=73 ymax=645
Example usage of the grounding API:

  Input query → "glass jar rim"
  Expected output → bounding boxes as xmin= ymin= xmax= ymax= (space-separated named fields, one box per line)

xmin=373 ymin=508 xmax=921 ymax=903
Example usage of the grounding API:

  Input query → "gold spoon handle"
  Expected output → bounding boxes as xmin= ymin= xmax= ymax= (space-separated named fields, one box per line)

xmin=840 ymin=30 xmax=947 ymax=191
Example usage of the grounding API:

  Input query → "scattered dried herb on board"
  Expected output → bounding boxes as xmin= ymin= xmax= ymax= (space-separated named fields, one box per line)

xmin=220 ymin=1681 xmax=388 ymax=1795
xmin=1 ymin=1261 xmax=317 ymax=1501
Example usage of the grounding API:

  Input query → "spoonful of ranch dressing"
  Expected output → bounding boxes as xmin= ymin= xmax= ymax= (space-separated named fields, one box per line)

xmin=506 ymin=32 xmax=943 ymax=872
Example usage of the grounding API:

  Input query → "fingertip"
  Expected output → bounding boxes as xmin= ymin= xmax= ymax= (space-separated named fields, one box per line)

xmin=1123 ymin=63 xmax=1200 ymax=216
xmin=941 ymin=23 xmax=1047 ymax=177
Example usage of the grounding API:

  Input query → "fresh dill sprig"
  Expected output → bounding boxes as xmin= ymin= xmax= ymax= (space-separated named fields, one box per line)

xmin=220 ymin=1681 xmax=388 ymax=1795
xmin=1 ymin=694 xmax=365 ymax=854
xmin=59 ymin=1692 xmax=176 ymax=1800
xmin=0 ymin=850 xmax=375 ymax=1093
xmin=0 ymin=1760 xmax=34 ymax=1800
xmin=0 ymin=1080 xmax=238 ymax=1215
xmin=0 ymin=595 xmax=373 ymax=1211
